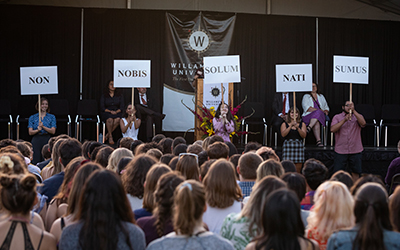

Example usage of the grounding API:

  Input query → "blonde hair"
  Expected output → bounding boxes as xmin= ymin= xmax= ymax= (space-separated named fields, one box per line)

xmin=256 ymin=159 xmax=284 ymax=181
xmin=203 ymin=159 xmax=242 ymax=208
xmin=307 ymin=181 xmax=355 ymax=240
xmin=173 ymin=180 xmax=205 ymax=236
xmin=106 ymin=148 xmax=133 ymax=172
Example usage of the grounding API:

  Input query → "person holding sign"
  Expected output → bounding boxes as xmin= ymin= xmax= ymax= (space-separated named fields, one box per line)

xmin=120 ymin=104 xmax=141 ymax=140
xmin=280 ymin=107 xmax=307 ymax=173
xmin=28 ymin=97 xmax=56 ymax=165
xmin=331 ymin=101 xmax=366 ymax=181
xmin=301 ymin=83 xmax=330 ymax=147
xmin=100 ymin=80 xmax=124 ymax=145
xmin=212 ymin=102 xmax=235 ymax=142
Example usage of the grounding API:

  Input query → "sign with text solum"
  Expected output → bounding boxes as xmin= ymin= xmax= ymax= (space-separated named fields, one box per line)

xmin=333 ymin=56 xmax=369 ymax=84
xmin=20 ymin=66 xmax=58 ymax=95
xmin=204 ymin=55 xmax=241 ymax=84
xmin=276 ymin=64 xmax=312 ymax=92
xmin=113 ymin=60 xmax=151 ymax=88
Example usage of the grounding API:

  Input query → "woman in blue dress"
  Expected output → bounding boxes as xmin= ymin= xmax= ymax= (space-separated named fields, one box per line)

xmin=28 ymin=97 xmax=56 ymax=165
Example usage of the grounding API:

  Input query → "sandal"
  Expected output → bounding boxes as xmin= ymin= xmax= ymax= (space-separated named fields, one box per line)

xmin=316 ymin=140 xmax=323 ymax=147
xmin=307 ymin=126 xmax=312 ymax=134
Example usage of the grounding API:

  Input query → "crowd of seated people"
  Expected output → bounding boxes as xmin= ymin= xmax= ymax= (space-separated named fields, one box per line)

xmin=1 ymin=135 xmax=400 ymax=250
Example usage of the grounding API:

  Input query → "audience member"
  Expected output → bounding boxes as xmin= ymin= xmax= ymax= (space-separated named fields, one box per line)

xmin=187 ymin=144 xmax=203 ymax=155
xmin=256 ymin=159 xmax=284 ymax=181
xmin=152 ymin=134 xmax=166 ymax=143
xmin=237 ymin=152 xmax=263 ymax=198
xmin=119 ymin=137 xmax=134 ymax=149
xmin=256 ymin=146 xmax=279 ymax=161
xmin=171 ymin=136 xmax=186 ymax=151
xmin=198 ymin=150 xmax=208 ymax=167
xmin=385 ymin=140 xmax=400 ymax=192
xmin=199 ymin=159 xmax=216 ymax=181
xmin=301 ymin=158 xmax=328 ymax=210
xmin=158 ymin=137 xmax=173 ymax=154
xmin=207 ymin=142 xmax=229 ymax=160
xmin=159 ymin=153 xmax=174 ymax=166
xmin=168 ymin=156 xmax=179 ymax=171
xmin=95 ymin=146 xmax=114 ymax=168
xmin=117 ymin=157 xmax=132 ymax=175
xmin=208 ymin=135 xmax=225 ymax=145
xmin=281 ymin=159 xmax=297 ymax=173
xmin=146 ymin=148 xmax=163 ymax=161
xmin=330 ymin=170 xmax=353 ymax=190
xmin=225 ymin=141 xmax=238 ymax=157
xmin=389 ymin=186 xmax=400 ymax=232
xmin=243 ymin=142 xmax=261 ymax=153
xmin=172 ymin=144 xmax=188 ymax=156
xmin=130 ymin=140 xmax=144 ymax=155
xmin=202 ymin=137 xmax=212 ymax=151
xmin=106 ymin=148 xmax=133 ymax=172
xmin=135 ymin=142 xmax=163 ymax=155
xmin=350 ymin=174 xmax=385 ymax=196
xmin=176 ymin=153 xmax=200 ymax=181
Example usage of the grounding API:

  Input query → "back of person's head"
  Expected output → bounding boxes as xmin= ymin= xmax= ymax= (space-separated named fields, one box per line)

xmin=199 ymin=159 xmax=216 ymax=182
xmin=77 ymin=170 xmax=134 ymax=250
xmin=135 ymin=142 xmax=163 ymax=155
xmin=308 ymin=181 xmax=355 ymax=240
xmin=81 ymin=140 xmax=92 ymax=159
xmin=258 ymin=188 xmax=306 ymax=250
xmin=119 ymin=137 xmax=134 ymax=150
xmin=67 ymin=162 xmax=102 ymax=215
xmin=95 ymin=146 xmax=114 ymax=168
xmin=203 ymin=159 xmax=242 ymax=208
xmin=197 ymin=150 xmax=208 ymax=167
xmin=224 ymin=141 xmax=238 ymax=157
xmin=158 ymin=138 xmax=173 ymax=154
xmin=54 ymin=156 xmax=85 ymax=202
xmin=330 ymin=170 xmax=354 ymax=190
xmin=0 ymin=174 xmax=37 ymax=215
xmin=0 ymin=153 xmax=27 ymax=175
xmin=16 ymin=142 xmax=31 ymax=159
xmin=142 ymin=164 xmax=171 ymax=212
xmin=242 ymin=176 xmax=286 ymax=236
xmin=173 ymin=180 xmax=205 ymax=236
xmin=243 ymin=142 xmax=261 ymax=153
xmin=0 ymin=139 xmax=16 ymax=149
xmin=52 ymin=138 xmax=68 ymax=175
xmin=389 ymin=186 xmax=400 ymax=232
xmin=173 ymin=144 xmax=188 ymax=156
xmin=168 ymin=156 xmax=179 ymax=171
xmin=172 ymin=136 xmax=186 ymax=150
xmin=153 ymin=172 xmax=185 ymax=237
xmin=281 ymin=172 xmax=307 ymax=202
xmin=130 ymin=140 xmax=143 ymax=155
xmin=41 ymin=144 xmax=51 ymax=160
xmin=302 ymin=158 xmax=328 ymax=191
xmin=194 ymin=140 xmax=203 ymax=147
xmin=208 ymin=135 xmax=224 ymax=145
xmin=281 ymin=160 xmax=297 ymax=173
xmin=146 ymin=148 xmax=163 ymax=161
xmin=122 ymin=155 xmax=157 ymax=198
xmin=176 ymin=154 xmax=199 ymax=181
xmin=107 ymin=148 xmax=133 ymax=172
xmin=256 ymin=146 xmax=279 ymax=161
xmin=229 ymin=154 xmax=241 ymax=169
xmin=256 ymin=159 xmax=284 ymax=181
xmin=350 ymin=174 xmax=385 ymax=195
xmin=88 ymin=141 xmax=102 ymax=159
xmin=206 ymin=142 xmax=229 ymax=159
xmin=152 ymin=134 xmax=166 ymax=143
xmin=238 ymin=152 xmax=263 ymax=180
xmin=160 ymin=153 xmax=174 ymax=166
xmin=353 ymin=183 xmax=391 ymax=250
xmin=117 ymin=157 xmax=132 ymax=175
xmin=48 ymin=137 xmax=58 ymax=155
xmin=202 ymin=137 xmax=211 ymax=151
xmin=59 ymin=138 xmax=82 ymax=168
xmin=187 ymin=144 xmax=203 ymax=155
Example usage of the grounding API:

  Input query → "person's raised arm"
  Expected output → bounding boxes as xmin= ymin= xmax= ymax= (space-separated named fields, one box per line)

xmin=330 ymin=114 xmax=350 ymax=133
xmin=353 ymin=108 xmax=366 ymax=128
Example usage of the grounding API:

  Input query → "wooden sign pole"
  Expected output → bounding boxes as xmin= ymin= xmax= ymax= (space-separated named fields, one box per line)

xmin=221 ymin=83 xmax=224 ymax=104
xmin=349 ymin=83 xmax=353 ymax=120
xmin=38 ymin=94 xmax=41 ymax=123
xmin=293 ymin=91 xmax=296 ymax=120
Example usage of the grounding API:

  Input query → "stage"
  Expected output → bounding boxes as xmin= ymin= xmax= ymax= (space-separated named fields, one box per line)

xmin=272 ymin=146 xmax=399 ymax=180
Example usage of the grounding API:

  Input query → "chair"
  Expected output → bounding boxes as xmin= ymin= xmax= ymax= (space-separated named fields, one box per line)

xmin=50 ymin=99 xmax=72 ymax=136
xmin=380 ymin=104 xmax=400 ymax=147
xmin=356 ymin=104 xmax=379 ymax=147
xmin=16 ymin=99 xmax=37 ymax=140
xmin=241 ymin=102 xmax=267 ymax=145
xmin=75 ymin=100 xmax=100 ymax=142
xmin=0 ymin=100 xmax=13 ymax=139
xmin=389 ymin=173 xmax=400 ymax=195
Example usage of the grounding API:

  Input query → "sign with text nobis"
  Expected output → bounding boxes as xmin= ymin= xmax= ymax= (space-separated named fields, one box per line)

xmin=20 ymin=66 xmax=58 ymax=95
xmin=113 ymin=60 xmax=151 ymax=88
xmin=333 ymin=56 xmax=369 ymax=84
xmin=276 ymin=64 xmax=312 ymax=92
xmin=204 ymin=55 xmax=241 ymax=84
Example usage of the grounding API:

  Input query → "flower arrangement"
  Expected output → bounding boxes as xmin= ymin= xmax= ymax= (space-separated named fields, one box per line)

xmin=182 ymin=97 xmax=253 ymax=139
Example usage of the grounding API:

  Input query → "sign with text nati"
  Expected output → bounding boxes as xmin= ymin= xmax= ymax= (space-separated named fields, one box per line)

xmin=20 ymin=66 xmax=58 ymax=95
xmin=333 ymin=56 xmax=369 ymax=84
xmin=204 ymin=55 xmax=241 ymax=84
xmin=113 ymin=60 xmax=151 ymax=88
xmin=276 ymin=64 xmax=312 ymax=92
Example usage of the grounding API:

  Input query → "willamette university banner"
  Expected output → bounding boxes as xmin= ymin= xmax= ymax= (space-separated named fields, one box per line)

xmin=163 ymin=12 xmax=236 ymax=132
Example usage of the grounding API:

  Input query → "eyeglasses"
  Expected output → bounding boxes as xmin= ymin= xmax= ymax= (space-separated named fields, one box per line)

xmin=178 ymin=153 xmax=198 ymax=164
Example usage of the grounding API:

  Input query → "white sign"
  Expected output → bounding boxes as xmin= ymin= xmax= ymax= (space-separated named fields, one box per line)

xmin=203 ymin=83 xmax=229 ymax=109
xmin=204 ymin=55 xmax=241 ymax=84
xmin=276 ymin=64 xmax=312 ymax=92
xmin=113 ymin=60 xmax=151 ymax=88
xmin=333 ymin=56 xmax=369 ymax=84
xmin=20 ymin=66 xmax=58 ymax=95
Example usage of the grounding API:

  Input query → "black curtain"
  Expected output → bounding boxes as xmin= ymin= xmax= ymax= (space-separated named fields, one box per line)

xmin=0 ymin=5 xmax=81 ymax=140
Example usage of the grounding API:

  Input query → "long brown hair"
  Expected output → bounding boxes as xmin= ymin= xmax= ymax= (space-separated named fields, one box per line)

xmin=122 ymin=155 xmax=156 ymax=198
xmin=203 ymin=159 xmax=242 ymax=208
xmin=176 ymin=155 xmax=200 ymax=181
xmin=142 ymin=163 xmax=171 ymax=212
xmin=285 ymin=107 xmax=301 ymax=123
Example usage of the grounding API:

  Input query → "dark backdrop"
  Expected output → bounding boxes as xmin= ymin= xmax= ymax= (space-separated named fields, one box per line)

xmin=0 ymin=5 xmax=399 ymax=145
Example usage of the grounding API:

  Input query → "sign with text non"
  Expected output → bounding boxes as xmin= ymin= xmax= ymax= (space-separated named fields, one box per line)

xmin=20 ymin=66 xmax=58 ymax=95
xmin=204 ymin=55 xmax=241 ymax=84
xmin=333 ymin=56 xmax=369 ymax=84
xmin=276 ymin=64 xmax=312 ymax=92
xmin=113 ymin=60 xmax=151 ymax=88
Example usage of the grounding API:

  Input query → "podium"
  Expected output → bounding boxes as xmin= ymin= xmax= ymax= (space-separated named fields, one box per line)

xmin=194 ymin=79 xmax=234 ymax=141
